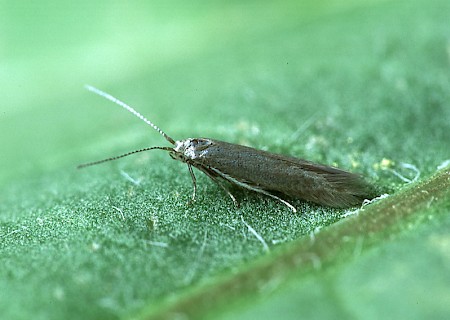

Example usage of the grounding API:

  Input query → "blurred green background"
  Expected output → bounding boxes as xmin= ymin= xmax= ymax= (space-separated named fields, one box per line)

xmin=1 ymin=0 xmax=449 ymax=319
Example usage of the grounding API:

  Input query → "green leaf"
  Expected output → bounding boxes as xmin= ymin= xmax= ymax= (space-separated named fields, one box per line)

xmin=1 ymin=0 xmax=449 ymax=319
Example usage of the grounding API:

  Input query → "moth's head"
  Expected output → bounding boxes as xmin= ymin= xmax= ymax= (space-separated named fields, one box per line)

xmin=170 ymin=138 xmax=213 ymax=162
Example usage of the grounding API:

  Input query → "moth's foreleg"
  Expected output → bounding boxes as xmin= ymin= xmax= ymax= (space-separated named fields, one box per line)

xmin=187 ymin=164 xmax=197 ymax=203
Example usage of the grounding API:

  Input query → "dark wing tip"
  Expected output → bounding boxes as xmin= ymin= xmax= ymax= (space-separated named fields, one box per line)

xmin=321 ymin=172 xmax=377 ymax=208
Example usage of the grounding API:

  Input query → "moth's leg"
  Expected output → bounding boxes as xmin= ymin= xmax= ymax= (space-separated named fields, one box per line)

xmin=252 ymin=189 xmax=297 ymax=213
xmin=197 ymin=167 xmax=239 ymax=208
xmin=209 ymin=167 xmax=297 ymax=213
xmin=235 ymin=184 xmax=297 ymax=213
xmin=187 ymin=164 xmax=197 ymax=203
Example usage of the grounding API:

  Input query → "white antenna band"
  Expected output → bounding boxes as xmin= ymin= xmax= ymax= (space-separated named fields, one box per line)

xmin=85 ymin=85 xmax=175 ymax=145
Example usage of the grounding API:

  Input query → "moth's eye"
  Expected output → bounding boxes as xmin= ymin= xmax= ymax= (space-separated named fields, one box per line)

xmin=192 ymin=139 xmax=212 ymax=150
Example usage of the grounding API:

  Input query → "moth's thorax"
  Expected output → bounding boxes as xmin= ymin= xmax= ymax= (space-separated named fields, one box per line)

xmin=170 ymin=138 xmax=213 ymax=162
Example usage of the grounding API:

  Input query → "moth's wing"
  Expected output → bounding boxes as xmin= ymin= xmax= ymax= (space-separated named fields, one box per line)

xmin=197 ymin=140 xmax=374 ymax=208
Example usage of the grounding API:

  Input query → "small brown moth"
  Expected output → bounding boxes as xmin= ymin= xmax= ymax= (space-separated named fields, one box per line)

xmin=79 ymin=85 xmax=375 ymax=212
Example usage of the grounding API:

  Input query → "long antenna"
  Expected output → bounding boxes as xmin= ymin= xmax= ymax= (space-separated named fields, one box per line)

xmin=85 ymin=85 xmax=176 ymax=145
xmin=77 ymin=146 xmax=173 ymax=169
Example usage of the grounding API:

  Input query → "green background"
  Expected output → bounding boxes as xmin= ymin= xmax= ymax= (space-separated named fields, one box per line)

xmin=1 ymin=1 xmax=449 ymax=319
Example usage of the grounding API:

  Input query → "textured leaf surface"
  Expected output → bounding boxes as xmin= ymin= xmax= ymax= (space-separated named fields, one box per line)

xmin=1 ymin=0 xmax=449 ymax=319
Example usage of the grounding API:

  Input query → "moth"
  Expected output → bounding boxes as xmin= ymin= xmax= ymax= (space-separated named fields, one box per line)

xmin=79 ymin=85 xmax=374 ymax=212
